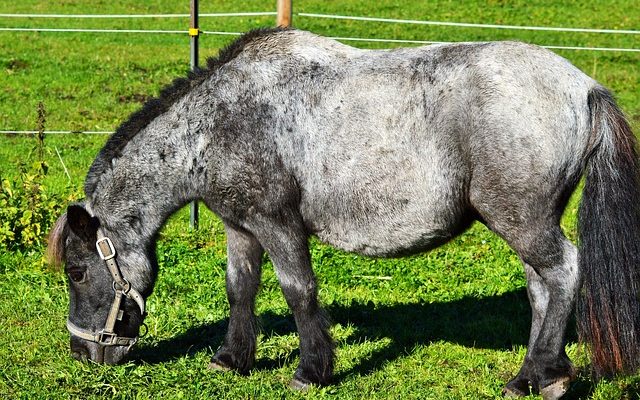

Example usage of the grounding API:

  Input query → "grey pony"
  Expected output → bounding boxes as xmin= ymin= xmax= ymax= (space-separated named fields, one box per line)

xmin=48 ymin=28 xmax=640 ymax=399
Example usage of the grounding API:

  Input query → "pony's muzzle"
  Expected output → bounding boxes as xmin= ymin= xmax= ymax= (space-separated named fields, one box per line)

xmin=70 ymin=336 xmax=130 ymax=364
xmin=70 ymin=344 xmax=90 ymax=362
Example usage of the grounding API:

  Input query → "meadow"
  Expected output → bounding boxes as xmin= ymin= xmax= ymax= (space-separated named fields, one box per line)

xmin=1 ymin=1 xmax=639 ymax=398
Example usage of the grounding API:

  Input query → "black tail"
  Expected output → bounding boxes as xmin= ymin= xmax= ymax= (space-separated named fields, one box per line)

xmin=577 ymin=86 xmax=640 ymax=378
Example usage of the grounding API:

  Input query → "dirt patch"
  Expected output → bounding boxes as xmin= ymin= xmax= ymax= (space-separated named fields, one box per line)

xmin=118 ymin=93 xmax=151 ymax=104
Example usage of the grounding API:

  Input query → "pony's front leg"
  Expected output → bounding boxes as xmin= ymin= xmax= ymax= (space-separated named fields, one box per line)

xmin=253 ymin=216 xmax=335 ymax=388
xmin=209 ymin=224 xmax=263 ymax=374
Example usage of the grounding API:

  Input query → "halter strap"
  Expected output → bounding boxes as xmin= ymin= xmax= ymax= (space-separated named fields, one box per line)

xmin=66 ymin=320 xmax=138 ymax=347
xmin=66 ymin=233 xmax=145 ymax=347
xmin=96 ymin=236 xmax=145 ymax=314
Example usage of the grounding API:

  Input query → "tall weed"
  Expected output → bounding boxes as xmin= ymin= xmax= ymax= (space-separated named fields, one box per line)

xmin=0 ymin=103 xmax=73 ymax=251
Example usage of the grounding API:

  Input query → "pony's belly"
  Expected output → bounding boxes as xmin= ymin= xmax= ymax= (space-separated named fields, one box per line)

xmin=296 ymin=143 xmax=467 ymax=257
xmin=300 ymin=176 xmax=465 ymax=257
xmin=308 ymin=211 xmax=455 ymax=257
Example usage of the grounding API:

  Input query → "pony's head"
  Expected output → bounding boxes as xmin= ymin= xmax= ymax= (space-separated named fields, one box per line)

xmin=48 ymin=203 xmax=151 ymax=364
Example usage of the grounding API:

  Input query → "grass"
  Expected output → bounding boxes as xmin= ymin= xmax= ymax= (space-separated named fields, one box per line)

xmin=1 ymin=0 xmax=639 ymax=398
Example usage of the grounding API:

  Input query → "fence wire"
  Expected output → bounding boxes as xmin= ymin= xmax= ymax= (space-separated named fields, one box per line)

xmin=2 ymin=11 xmax=639 ymax=36
xmin=298 ymin=12 xmax=640 ymax=35
xmin=2 ymin=10 xmax=638 ymax=133
xmin=1 ymin=27 xmax=638 ymax=52
xmin=1 ymin=131 xmax=113 ymax=135
xmin=0 ymin=12 xmax=276 ymax=18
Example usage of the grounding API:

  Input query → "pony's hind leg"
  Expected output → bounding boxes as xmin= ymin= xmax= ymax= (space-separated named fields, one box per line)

xmin=470 ymin=149 xmax=581 ymax=398
xmin=503 ymin=263 xmax=550 ymax=397
xmin=471 ymin=181 xmax=579 ymax=397
xmin=498 ymin=226 xmax=579 ymax=399
xmin=209 ymin=223 xmax=263 ymax=374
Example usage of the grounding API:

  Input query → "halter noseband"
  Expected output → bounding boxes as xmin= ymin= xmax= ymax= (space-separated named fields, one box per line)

xmin=66 ymin=234 xmax=146 ymax=347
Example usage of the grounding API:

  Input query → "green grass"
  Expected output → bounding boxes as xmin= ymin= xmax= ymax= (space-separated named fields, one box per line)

xmin=1 ymin=1 xmax=639 ymax=399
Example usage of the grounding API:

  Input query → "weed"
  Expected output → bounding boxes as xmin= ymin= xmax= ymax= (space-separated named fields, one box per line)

xmin=0 ymin=102 xmax=75 ymax=251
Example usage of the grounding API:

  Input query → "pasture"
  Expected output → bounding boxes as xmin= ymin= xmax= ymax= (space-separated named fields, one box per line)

xmin=1 ymin=1 xmax=639 ymax=398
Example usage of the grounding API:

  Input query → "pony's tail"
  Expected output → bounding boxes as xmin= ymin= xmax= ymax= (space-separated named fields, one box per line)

xmin=577 ymin=86 xmax=640 ymax=378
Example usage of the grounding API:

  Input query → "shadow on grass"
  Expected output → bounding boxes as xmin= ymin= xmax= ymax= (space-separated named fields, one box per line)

xmin=132 ymin=288 xmax=593 ymax=396
xmin=134 ymin=289 xmax=536 ymax=363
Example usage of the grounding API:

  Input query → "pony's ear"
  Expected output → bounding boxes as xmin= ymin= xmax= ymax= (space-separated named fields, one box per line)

xmin=67 ymin=204 xmax=99 ymax=243
xmin=47 ymin=213 xmax=68 ymax=268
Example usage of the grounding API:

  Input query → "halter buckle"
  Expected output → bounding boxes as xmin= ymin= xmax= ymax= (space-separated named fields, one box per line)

xmin=98 ymin=330 xmax=118 ymax=346
xmin=112 ymin=280 xmax=132 ymax=295
xmin=96 ymin=237 xmax=116 ymax=260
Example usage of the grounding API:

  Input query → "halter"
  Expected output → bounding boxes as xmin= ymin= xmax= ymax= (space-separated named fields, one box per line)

xmin=66 ymin=233 xmax=146 ymax=348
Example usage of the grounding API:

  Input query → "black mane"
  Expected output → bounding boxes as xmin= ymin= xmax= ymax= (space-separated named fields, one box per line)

xmin=84 ymin=27 xmax=289 ymax=196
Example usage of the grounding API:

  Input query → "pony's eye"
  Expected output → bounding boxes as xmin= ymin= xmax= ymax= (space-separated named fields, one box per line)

xmin=68 ymin=270 xmax=86 ymax=283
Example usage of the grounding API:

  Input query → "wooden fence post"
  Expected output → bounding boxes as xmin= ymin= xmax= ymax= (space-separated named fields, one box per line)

xmin=277 ymin=0 xmax=292 ymax=27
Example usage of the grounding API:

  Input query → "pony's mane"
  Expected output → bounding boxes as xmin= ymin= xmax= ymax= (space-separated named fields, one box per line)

xmin=84 ymin=27 xmax=290 ymax=196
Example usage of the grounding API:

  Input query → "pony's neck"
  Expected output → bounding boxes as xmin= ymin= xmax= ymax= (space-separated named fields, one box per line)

xmin=87 ymin=114 xmax=204 ymax=245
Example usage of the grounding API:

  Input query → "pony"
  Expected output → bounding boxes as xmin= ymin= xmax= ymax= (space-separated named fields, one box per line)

xmin=48 ymin=28 xmax=640 ymax=399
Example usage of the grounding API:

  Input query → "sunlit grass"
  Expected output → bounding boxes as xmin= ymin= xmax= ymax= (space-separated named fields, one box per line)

xmin=1 ymin=0 xmax=639 ymax=398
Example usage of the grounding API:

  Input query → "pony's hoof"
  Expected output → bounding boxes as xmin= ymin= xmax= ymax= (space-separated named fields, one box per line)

xmin=208 ymin=360 xmax=231 ymax=372
xmin=290 ymin=377 xmax=312 ymax=391
xmin=539 ymin=377 xmax=570 ymax=400
xmin=502 ymin=378 xmax=531 ymax=398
